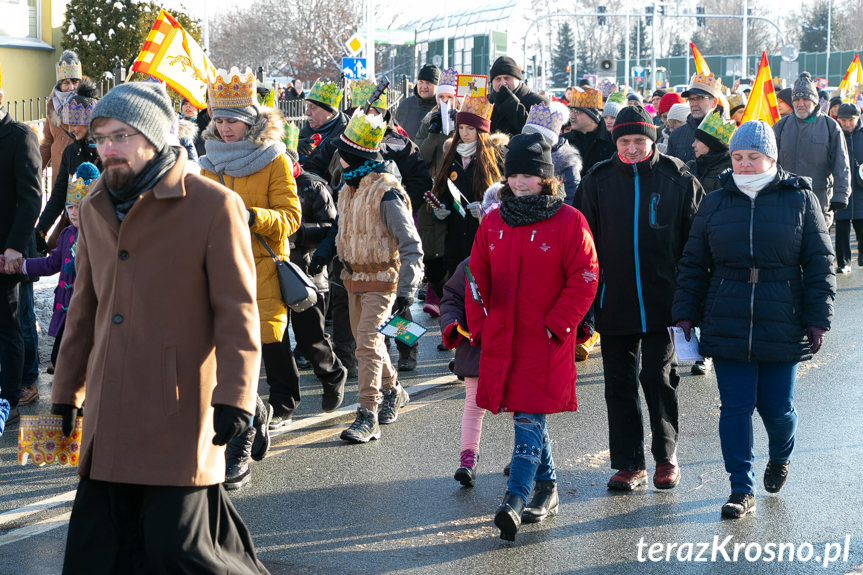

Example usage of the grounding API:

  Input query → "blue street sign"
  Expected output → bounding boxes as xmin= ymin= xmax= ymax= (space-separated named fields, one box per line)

xmin=342 ymin=58 xmax=368 ymax=80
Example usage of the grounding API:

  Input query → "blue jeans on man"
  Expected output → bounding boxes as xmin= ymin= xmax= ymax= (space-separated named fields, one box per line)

xmin=713 ymin=360 xmax=799 ymax=495
xmin=507 ymin=413 xmax=557 ymax=504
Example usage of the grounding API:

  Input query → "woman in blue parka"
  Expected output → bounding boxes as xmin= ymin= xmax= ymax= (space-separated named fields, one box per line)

xmin=672 ymin=121 xmax=835 ymax=519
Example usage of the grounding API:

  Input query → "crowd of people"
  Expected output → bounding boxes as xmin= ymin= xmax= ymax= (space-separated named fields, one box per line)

xmin=0 ymin=47 xmax=855 ymax=567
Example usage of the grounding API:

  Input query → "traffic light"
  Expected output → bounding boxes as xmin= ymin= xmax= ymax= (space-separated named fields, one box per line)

xmin=597 ymin=5 xmax=606 ymax=26
xmin=696 ymin=6 xmax=705 ymax=27
xmin=645 ymin=6 xmax=653 ymax=26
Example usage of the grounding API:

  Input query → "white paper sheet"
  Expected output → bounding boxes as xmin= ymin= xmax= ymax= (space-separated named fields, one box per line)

xmin=667 ymin=326 xmax=703 ymax=362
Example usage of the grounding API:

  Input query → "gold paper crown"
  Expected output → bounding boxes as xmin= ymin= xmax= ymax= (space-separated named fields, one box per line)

xmin=56 ymin=62 xmax=82 ymax=82
xmin=697 ymin=113 xmax=737 ymax=146
xmin=283 ymin=122 xmax=299 ymax=152
xmin=341 ymin=108 xmax=386 ymax=153
xmin=686 ymin=72 xmax=723 ymax=99
xmin=350 ymin=79 xmax=387 ymax=109
xmin=607 ymin=91 xmax=626 ymax=105
xmin=569 ymin=88 xmax=602 ymax=109
xmin=727 ymin=92 xmax=747 ymax=110
xmin=61 ymin=98 xmax=96 ymax=126
xmin=459 ymin=95 xmax=493 ymax=120
xmin=66 ymin=162 xmax=99 ymax=206
xmin=208 ymin=67 xmax=256 ymax=109
xmin=307 ymin=80 xmax=343 ymax=110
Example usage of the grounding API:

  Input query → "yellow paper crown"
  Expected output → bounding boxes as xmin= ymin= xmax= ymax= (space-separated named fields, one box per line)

xmin=341 ymin=108 xmax=386 ymax=153
xmin=727 ymin=92 xmax=747 ymax=110
xmin=350 ymin=79 xmax=387 ymax=109
xmin=607 ymin=91 xmax=626 ymax=105
xmin=18 ymin=414 xmax=82 ymax=467
xmin=56 ymin=62 xmax=82 ymax=82
xmin=459 ymin=95 xmax=494 ymax=120
xmin=208 ymin=67 xmax=256 ymax=109
xmin=307 ymin=79 xmax=343 ymax=110
xmin=66 ymin=162 xmax=99 ymax=206
xmin=697 ymin=113 xmax=737 ymax=146
xmin=687 ymin=72 xmax=723 ymax=99
xmin=569 ymin=88 xmax=603 ymax=109
xmin=283 ymin=122 xmax=299 ymax=151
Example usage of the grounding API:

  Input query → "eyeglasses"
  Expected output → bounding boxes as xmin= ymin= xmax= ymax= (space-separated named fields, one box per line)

xmin=686 ymin=95 xmax=710 ymax=103
xmin=91 ymin=132 xmax=141 ymax=147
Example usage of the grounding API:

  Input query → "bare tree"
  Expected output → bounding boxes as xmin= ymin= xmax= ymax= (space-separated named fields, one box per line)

xmin=688 ymin=0 xmax=782 ymax=56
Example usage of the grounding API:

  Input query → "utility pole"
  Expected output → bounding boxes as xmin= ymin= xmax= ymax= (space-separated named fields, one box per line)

xmin=826 ymin=0 xmax=832 ymax=81
xmin=650 ymin=0 xmax=657 ymax=92
xmin=625 ymin=12 xmax=630 ymax=90
xmin=365 ymin=0 xmax=376 ymax=79
xmin=741 ymin=0 xmax=748 ymax=78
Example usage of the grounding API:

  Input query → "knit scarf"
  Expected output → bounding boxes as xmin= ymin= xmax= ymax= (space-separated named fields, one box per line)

xmin=499 ymin=192 xmax=564 ymax=227
xmin=456 ymin=141 xmax=477 ymax=157
xmin=732 ymin=164 xmax=778 ymax=199
xmin=51 ymin=88 xmax=76 ymax=119
xmin=107 ymin=147 xmax=179 ymax=221
xmin=199 ymin=139 xmax=286 ymax=178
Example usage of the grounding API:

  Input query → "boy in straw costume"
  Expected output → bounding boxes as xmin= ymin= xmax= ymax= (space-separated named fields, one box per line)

xmin=332 ymin=108 xmax=424 ymax=443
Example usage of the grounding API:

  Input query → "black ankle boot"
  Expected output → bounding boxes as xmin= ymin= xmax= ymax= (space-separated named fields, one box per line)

xmin=224 ymin=426 xmax=255 ymax=490
xmin=494 ymin=493 xmax=524 ymax=541
xmin=522 ymin=480 xmax=559 ymax=523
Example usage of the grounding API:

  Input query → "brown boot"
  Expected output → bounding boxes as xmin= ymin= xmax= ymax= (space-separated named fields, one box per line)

xmin=607 ymin=469 xmax=647 ymax=490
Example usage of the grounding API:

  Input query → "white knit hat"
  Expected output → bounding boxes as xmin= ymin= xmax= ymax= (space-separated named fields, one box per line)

xmin=667 ymin=103 xmax=690 ymax=123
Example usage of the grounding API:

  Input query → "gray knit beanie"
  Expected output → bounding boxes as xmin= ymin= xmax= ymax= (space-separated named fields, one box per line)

xmin=603 ymin=101 xmax=624 ymax=120
xmin=792 ymin=72 xmax=819 ymax=105
xmin=90 ymin=82 xmax=174 ymax=151
xmin=729 ymin=120 xmax=777 ymax=161
xmin=212 ymin=105 xmax=259 ymax=126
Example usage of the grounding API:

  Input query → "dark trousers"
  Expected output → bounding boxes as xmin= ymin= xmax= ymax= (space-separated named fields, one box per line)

xmin=835 ymin=219 xmax=863 ymax=268
xmin=262 ymin=335 xmax=301 ymax=418
xmin=51 ymin=323 xmax=66 ymax=369
xmin=63 ymin=478 xmax=269 ymax=575
xmin=424 ymin=256 xmax=447 ymax=300
xmin=601 ymin=331 xmax=680 ymax=471
xmin=0 ymin=282 xmax=23 ymax=408
xmin=17 ymin=280 xmax=38 ymax=386
xmin=289 ymin=294 xmax=344 ymax=393
xmin=329 ymin=259 xmax=356 ymax=371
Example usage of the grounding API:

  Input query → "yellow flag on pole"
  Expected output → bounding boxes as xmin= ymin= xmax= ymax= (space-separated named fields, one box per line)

xmin=690 ymin=43 xmax=711 ymax=76
xmin=837 ymin=54 xmax=862 ymax=103
xmin=131 ymin=10 xmax=215 ymax=109
xmin=739 ymin=52 xmax=780 ymax=126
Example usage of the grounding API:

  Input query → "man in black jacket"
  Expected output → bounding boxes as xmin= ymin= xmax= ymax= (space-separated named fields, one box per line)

xmin=299 ymin=80 xmax=348 ymax=180
xmin=486 ymin=56 xmax=547 ymax=136
xmin=0 ymin=88 xmax=42 ymax=424
xmin=666 ymin=72 xmax=723 ymax=164
xmin=565 ymin=87 xmax=617 ymax=176
xmin=395 ymin=64 xmax=439 ymax=140
xmin=577 ymin=106 xmax=704 ymax=493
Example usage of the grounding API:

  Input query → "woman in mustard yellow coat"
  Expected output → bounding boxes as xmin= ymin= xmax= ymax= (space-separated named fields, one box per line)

xmin=200 ymin=68 xmax=302 ymax=489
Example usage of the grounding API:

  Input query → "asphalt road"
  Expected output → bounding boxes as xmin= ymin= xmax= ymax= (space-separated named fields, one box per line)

xmin=1 ymin=269 xmax=862 ymax=575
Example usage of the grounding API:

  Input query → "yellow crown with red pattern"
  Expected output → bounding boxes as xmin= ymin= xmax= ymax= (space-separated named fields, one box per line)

xmin=350 ymin=79 xmax=387 ymax=109
xmin=569 ymin=88 xmax=602 ymax=109
xmin=207 ymin=67 xmax=257 ymax=109
xmin=458 ymin=95 xmax=493 ymax=119
xmin=685 ymin=72 xmax=723 ymax=100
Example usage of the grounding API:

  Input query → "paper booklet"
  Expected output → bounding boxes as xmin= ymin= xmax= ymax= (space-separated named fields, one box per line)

xmin=667 ymin=326 xmax=703 ymax=362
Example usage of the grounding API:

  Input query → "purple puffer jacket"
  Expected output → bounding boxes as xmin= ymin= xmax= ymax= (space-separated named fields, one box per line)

xmin=25 ymin=224 xmax=77 ymax=337
xmin=439 ymin=257 xmax=480 ymax=378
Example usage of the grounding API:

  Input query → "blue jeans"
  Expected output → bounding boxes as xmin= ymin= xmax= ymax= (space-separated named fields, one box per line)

xmin=17 ymin=281 xmax=39 ymax=387
xmin=713 ymin=360 xmax=799 ymax=495
xmin=507 ymin=413 xmax=556 ymax=505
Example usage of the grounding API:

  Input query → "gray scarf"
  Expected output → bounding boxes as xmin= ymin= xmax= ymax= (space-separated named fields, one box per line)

xmin=51 ymin=88 xmax=76 ymax=119
xmin=199 ymin=139 xmax=286 ymax=178
xmin=499 ymin=193 xmax=564 ymax=227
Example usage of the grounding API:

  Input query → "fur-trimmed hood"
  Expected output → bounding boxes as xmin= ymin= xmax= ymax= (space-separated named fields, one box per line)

xmin=551 ymin=137 xmax=583 ymax=174
xmin=177 ymin=117 xmax=199 ymax=142
xmin=442 ymin=131 xmax=509 ymax=155
xmin=202 ymin=106 xmax=285 ymax=146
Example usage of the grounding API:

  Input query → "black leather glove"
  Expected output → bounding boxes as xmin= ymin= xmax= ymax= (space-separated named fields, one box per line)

xmin=830 ymin=201 xmax=848 ymax=212
xmin=51 ymin=404 xmax=78 ymax=437
xmin=806 ymin=326 xmax=827 ymax=354
xmin=212 ymin=404 xmax=252 ymax=446
xmin=428 ymin=116 xmax=442 ymax=134
xmin=494 ymin=85 xmax=517 ymax=105
xmin=296 ymin=139 xmax=314 ymax=159
xmin=34 ymin=229 xmax=48 ymax=254
xmin=247 ymin=208 xmax=255 ymax=227
xmin=308 ymin=254 xmax=328 ymax=276
xmin=392 ymin=296 xmax=414 ymax=317
xmin=674 ymin=320 xmax=694 ymax=342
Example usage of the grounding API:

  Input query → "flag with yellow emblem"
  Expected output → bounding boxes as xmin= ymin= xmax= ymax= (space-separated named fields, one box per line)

xmin=837 ymin=54 xmax=862 ymax=103
xmin=131 ymin=10 xmax=215 ymax=109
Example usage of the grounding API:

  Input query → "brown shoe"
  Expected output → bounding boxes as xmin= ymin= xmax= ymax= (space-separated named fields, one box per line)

xmin=654 ymin=460 xmax=680 ymax=489
xmin=607 ymin=469 xmax=647 ymax=490
xmin=19 ymin=385 xmax=39 ymax=406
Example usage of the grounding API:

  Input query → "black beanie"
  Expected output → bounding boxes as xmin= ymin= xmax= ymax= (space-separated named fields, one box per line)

xmin=776 ymin=88 xmax=792 ymax=109
xmin=504 ymin=133 xmax=554 ymax=178
xmin=576 ymin=107 xmax=602 ymax=124
xmin=418 ymin=64 xmax=441 ymax=85
xmin=837 ymin=103 xmax=860 ymax=119
xmin=490 ymin=56 xmax=522 ymax=81
xmin=612 ymin=106 xmax=657 ymax=142
xmin=694 ymin=130 xmax=728 ymax=155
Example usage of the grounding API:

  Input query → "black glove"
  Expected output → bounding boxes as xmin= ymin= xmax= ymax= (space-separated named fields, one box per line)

xmin=494 ymin=85 xmax=518 ymax=105
xmin=212 ymin=404 xmax=252 ymax=446
xmin=247 ymin=208 xmax=255 ymax=227
xmin=830 ymin=201 xmax=848 ymax=212
xmin=428 ymin=116 xmax=442 ymax=134
xmin=291 ymin=225 xmax=305 ymax=247
xmin=308 ymin=254 xmax=328 ymax=276
xmin=51 ymin=404 xmax=78 ymax=437
xmin=392 ymin=296 xmax=414 ymax=318
xmin=34 ymin=229 xmax=48 ymax=254
xmin=674 ymin=320 xmax=694 ymax=342
xmin=806 ymin=325 xmax=827 ymax=354
xmin=296 ymin=139 xmax=314 ymax=159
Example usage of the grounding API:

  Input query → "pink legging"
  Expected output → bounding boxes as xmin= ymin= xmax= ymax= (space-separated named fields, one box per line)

xmin=461 ymin=377 xmax=487 ymax=452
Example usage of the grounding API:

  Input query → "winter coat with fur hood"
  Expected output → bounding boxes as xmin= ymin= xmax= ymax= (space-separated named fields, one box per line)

xmin=40 ymin=98 xmax=74 ymax=176
xmin=200 ymin=107 xmax=302 ymax=344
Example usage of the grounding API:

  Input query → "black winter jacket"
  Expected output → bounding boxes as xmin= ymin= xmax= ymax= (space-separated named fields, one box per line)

xmin=290 ymin=170 xmax=337 ymax=292
xmin=439 ymin=156 xmax=481 ymax=276
xmin=488 ymin=84 xmax=547 ymax=136
xmin=673 ymin=170 xmax=835 ymax=363
xmin=835 ymin=118 xmax=863 ymax=221
xmin=379 ymin=124 xmax=433 ymax=210
xmin=36 ymin=138 xmax=101 ymax=235
xmin=300 ymin=112 xmax=349 ymax=181
xmin=395 ymin=88 xmax=437 ymax=140
xmin=666 ymin=114 xmax=700 ymax=164
xmin=577 ymin=149 xmax=704 ymax=335
xmin=0 ymin=109 xmax=41 ymax=285
xmin=564 ymin=121 xmax=616 ymax=176
xmin=686 ymin=151 xmax=731 ymax=194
